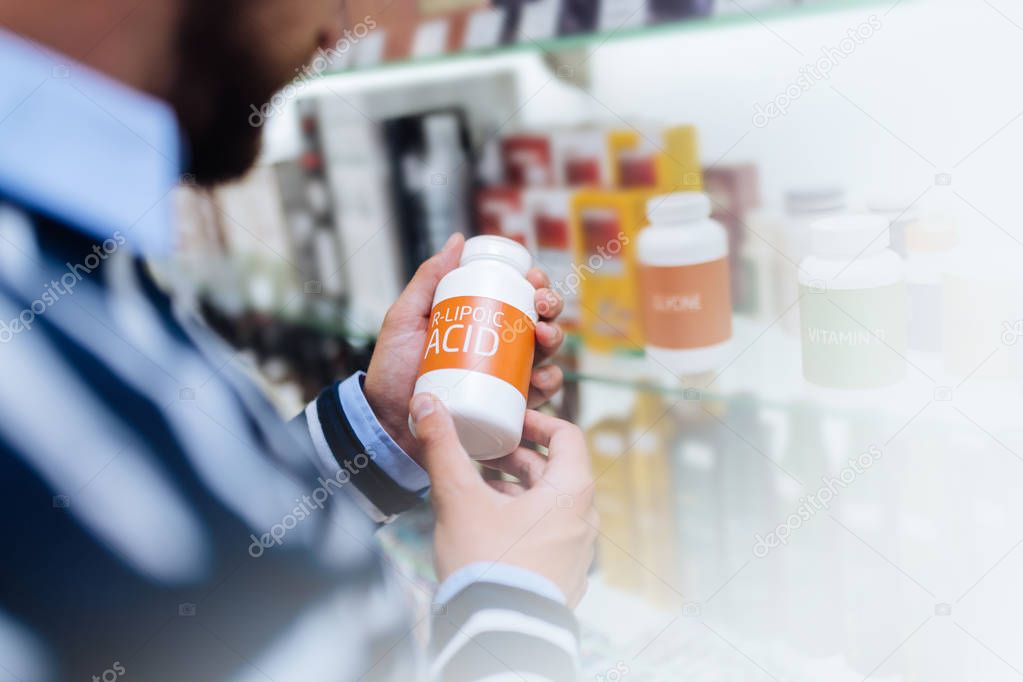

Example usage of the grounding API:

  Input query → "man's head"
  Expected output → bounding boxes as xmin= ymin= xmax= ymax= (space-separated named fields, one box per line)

xmin=2 ymin=0 xmax=346 ymax=186
xmin=172 ymin=0 xmax=346 ymax=186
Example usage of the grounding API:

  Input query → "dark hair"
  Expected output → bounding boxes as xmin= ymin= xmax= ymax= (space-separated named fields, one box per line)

xmin=171 ymin=1 xmax=279 ymax=186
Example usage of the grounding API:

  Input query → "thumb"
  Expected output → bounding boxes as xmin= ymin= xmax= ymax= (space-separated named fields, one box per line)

xmin=410 ymin=393 xmax=482 ymax=503
xmin=394 ymin=233 xmax=464 ymax=317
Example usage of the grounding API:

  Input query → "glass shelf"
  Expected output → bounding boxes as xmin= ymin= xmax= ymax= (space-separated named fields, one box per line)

xmin=320 ymin=0 xmax=895 ymax=80
xmin=382 ymin=315 xmax=1023 ymax=682
xmin=225 ymin=305 xmax=1021 ymax=429
xmin=562 ymin=315 xmax=1023 ymax=432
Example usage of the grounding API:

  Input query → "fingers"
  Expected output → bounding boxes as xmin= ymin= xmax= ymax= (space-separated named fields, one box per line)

xmin=528 ymin=364 xmax=563 ymax=409
xmin=392 ymin=234 xmax=464 ymax=318
xmin=526 ymin=267 xmax=550 ymax=291
xmin=486 ymin=479 xmax=528 ymax=497
xmin=526 ymin=269 xmax=565 ymax=363
xmin=520 ymin=409 xmax=574 ymax=448
xmin=482 ymin=447 xmax=550 ymax=488
xmin=522 ymin=411 xmax=591 ymax=491
xmin=534 ymin=321 xmax=564 ymax=364
xmin=410 ymin=394 xmax=482 ymax=503
xmin=534 ymin=288 xmax=564 ymax=321
xmin=534 ymin=286 xmax=564 ymax=363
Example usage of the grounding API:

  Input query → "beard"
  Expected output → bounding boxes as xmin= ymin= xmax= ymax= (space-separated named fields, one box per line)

xmin=170 ymin=1 xmax=292 ymax=187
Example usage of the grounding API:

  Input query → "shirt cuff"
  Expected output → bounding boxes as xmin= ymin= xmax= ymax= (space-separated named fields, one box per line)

xmin=337 ymin=372 xmax=429 ymax=494
xmin=435 ymin=562 xmax=567 ymax=608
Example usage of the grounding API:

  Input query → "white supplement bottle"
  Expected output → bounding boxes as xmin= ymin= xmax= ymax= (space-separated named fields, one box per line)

xmin=412 ymin=236 xmax=537 ymax=460
xmin=780 ymin=187 xmax=847 ymax=333
xmin=798 ymin=215 xmax=907 ymax=389
xmin=637 ymin=192 xmax=733 ymax=375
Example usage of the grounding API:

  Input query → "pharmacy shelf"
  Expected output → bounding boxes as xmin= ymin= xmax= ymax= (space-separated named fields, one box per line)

xmin=564 ymin=316 xmax=1023 ymax=431
xmin=219 ymin=299 xmax=1020 ymax=435
xmin=320 ymin=0 xmax=895 ymax=81
xmin=252 ymin=307 xmax=1021 ymax=428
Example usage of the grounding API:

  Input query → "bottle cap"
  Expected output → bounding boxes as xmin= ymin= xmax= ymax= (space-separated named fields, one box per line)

xmin=786 ymin=187 xmax=846 ymax=216
xmin=461 ymin=235 xmax=533 ymax=275
xmin=810 ymin=215 xmax=891 ymax=259
xmin=647 ymin=192 xmax=711 ymax=224
xmin=867 ymin=195 xmax=922 ymax=224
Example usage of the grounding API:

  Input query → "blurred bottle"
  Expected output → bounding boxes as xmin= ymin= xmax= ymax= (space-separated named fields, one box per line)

xmin=628 ymin=388 xmax=681 ymax=604
xmin=421 ymin=114 xmax=473 ymax=253
xmin=942 ymin=246 xmax=1020 ymax=380
xmin=835 ymin=409 xmax=902 ymax=676
xmin=781 ymin=187 xmax=847 ymax=334
xmin=387 ymin=109 xmax=474 ymax=278
xmin=867 ymin=195 xmax=922 ymax=259
xmin=904 ymin=212 xmax=956 ymax=355
xmin=798 ymin=215 xmax=907 ymax=390
xmin=587 ymin=416 xmax=643 ymax=594
xmin=718 ymin=393 xmax=780 ymax=640
xmin=670 ymin=399 xmax=724 ymax=603
xmin=526 ymin=188 xmax=580 ymax=327
xmin=780 ymin=401 xmax=845 ymax=661
xmin=742 ymin=207 xmax=787 ymax=324
xmin=637 ymin=192 xmax=733 ymax=375
xmin=704 ymin=164 xmax=761 ymax=313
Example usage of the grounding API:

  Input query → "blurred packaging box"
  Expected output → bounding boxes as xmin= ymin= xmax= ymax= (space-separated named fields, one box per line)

xmin=554 ymin=128 xmax=618 ymax=188
xmin=383 ymin=109 xmax=476 ymax=277
xmin=704 ymin=163 xmax=760 ymax=311
xmin=345 ymin=0 xmax=420 ymax=62
xmin=648 ymin=0 xmax=714 ymax=23
xmin=476 ymin=186 xmax=532 ymax=248
xmin=612 ymin=124 xmax=703 ymax=193
xmin=524 ymin=188 xmax=580 ymax=327
xmin=420 ymin=0 xmax=492 ymax=53
xmin=571 ymin=189 xmax=651 ymax=352
xmin=347 ymin=0 xmax=493 ymax=62
xmin=502 ymin=133 xmax=556 ymax=186
xmin=477 ymin=186 xmax=524 ymax=238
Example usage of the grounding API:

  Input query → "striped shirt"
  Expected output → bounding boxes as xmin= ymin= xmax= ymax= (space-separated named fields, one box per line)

xmin=0 ymin=27 xmax=580 ymax=682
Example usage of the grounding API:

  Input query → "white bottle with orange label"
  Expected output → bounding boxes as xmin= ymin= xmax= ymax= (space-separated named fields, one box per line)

xmin=412 ymin=236 xmax=537 ymax=460
xmin=637 ymin=193 xmax=733 ymax=376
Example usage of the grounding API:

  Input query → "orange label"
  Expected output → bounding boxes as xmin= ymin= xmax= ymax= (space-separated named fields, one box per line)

xmin=418 ymin=296 xmax=535 ymax=399
xmin=638 ymin=259 xmax=732 ymax=349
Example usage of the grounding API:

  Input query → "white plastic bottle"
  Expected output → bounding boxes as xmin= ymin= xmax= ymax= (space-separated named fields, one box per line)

xmin=798 ymin=215 xmax=907 ymax=389
xmin=783 ymin=188 xmax=847 ymax=262
xmin=637 ymin=192 xmax=733 ymax=376
xmin=413 ymin=236 xmax=537 ymax=460
xmin=780 ymin=187 xmax=847 ymax=333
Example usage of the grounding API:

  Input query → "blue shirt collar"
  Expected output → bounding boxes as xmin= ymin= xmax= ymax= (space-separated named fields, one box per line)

xmin=0 ymin=29 xmax=184 ymax=255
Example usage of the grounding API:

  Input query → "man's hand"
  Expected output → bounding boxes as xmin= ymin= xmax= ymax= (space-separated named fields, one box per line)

xmin=411 ymin=394 xmax=597 ymax=607
xmin=364 ymin=233 xmax=567 ymax=459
